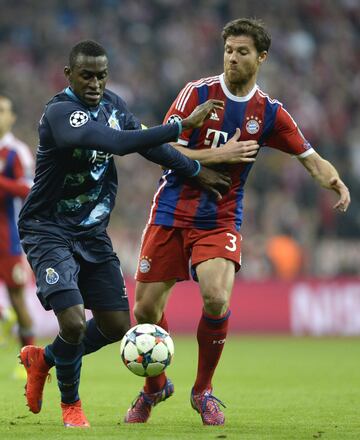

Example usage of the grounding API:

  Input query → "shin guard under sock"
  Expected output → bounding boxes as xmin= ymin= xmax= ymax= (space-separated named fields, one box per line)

xmin=82 ymin=318 xmax=117 ymax=355
xmin=144 ymin=314 xmax=169 ymax=393
xmin=49 ymin=334 xmax=84 ymax=404
xmin=193 ymin=309 xmax=230 ymax=393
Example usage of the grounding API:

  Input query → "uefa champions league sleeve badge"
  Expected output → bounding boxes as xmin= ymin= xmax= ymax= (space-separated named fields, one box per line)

xmin=69 ymin=110 xmax=89 ymax=128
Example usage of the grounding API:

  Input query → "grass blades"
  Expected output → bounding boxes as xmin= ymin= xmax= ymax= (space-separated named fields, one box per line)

xmin=0 ymin=336 xmax=359 ymax=439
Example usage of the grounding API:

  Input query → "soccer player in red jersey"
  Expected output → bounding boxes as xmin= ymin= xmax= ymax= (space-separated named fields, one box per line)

xmin=0 ymin=96 xmax=35 ymax=376
xmin=125 ymin=18 xmax=351 ymax=425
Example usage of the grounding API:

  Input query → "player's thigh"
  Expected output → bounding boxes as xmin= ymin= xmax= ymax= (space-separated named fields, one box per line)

xmin=136 ymin=225 xmax=189 ymax=282
xmin=20 ymin=233 xmax=83 ymax=311
xmin=190 ymin=227 xmax=241 ymax=279
xmin=135 ymin=280 xmax=176 ymax=323
xmin=78 ymin=256 xmax=129 ymax=312
xmin=191 ymin=227 xmax=239 ymax=303
xmin=196 ymin=258 xmax=235 ymax=302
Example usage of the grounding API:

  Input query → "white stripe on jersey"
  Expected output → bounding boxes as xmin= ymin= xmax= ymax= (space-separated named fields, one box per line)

xmin=147 ymin=169 xmax=173 ymax=225
xmin=176 ymin=76 xmax=220 ymax=113
xmin=258 ymin=89 xmax=300 ymax=129
xmin=296 ymin=148 xmax=315 ymax=159
xmin=257 ymin=89 xmax=283 ymax=107
xmin=175 ymin=75 xmax=219 ymax=111
xmin=178 ymin=77 xmax=220 ymax=113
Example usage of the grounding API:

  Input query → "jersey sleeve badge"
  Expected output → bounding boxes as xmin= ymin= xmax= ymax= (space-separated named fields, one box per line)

xmin=166 ymin=114 xmax=182 ymax=125
xmin=69 ymin=111 xmax=89 ymax=128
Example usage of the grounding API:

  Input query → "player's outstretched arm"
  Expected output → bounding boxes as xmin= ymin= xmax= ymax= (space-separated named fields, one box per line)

xmin=298 ymin=151 xmax=350 ymax=212
xmin=46 ymin=100 xmax=225 ymax=157
xmin=173 ymin=128 xmax=260 ymax=165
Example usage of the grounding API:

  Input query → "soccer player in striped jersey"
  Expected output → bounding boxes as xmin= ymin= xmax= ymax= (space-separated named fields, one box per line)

xmin=126 ymin=18 xmax=350 ymax=426
xmin=0 ymin=96 xmax=35 ymax=378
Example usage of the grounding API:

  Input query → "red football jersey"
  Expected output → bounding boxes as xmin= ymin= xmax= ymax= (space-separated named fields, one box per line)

xmin=0 ymin=132 xmax=34 ymax=255
xmin=147 ymin=74 xmax=314 ymax=231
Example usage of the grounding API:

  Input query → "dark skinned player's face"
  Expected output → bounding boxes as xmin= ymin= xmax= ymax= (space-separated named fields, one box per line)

xmin=64 ymin=54 xmax=108 ymax=107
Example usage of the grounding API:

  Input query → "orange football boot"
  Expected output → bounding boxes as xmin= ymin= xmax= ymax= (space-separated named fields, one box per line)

xmin=61 ymin=400 xmax=90 ymax=428
xmin=19 ymin=345 xmax=51 ymax=414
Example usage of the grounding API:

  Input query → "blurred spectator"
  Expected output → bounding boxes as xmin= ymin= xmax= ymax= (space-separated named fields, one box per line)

xmin=266 ymin=234 xmax=304 ymax=280
xmin=0 ymin=0 xmax=359 ymax=277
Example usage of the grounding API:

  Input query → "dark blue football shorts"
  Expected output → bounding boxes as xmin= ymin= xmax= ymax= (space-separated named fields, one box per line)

xmin=20 ymin=230 xmax=129 ymax=314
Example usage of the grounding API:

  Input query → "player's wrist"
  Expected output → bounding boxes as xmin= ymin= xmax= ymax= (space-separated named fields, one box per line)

xmin=189 ymin=160 xmax=201 ymax=177
xmin=176 ymin=120 xmax=183 ymax=137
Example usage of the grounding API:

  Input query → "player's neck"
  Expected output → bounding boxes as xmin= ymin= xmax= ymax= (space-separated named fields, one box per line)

xmin=224 ymin=77 xmax=256 ymax=97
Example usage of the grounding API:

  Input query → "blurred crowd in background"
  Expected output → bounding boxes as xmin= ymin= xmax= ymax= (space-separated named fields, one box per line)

xmin=0 ymin=0 xmax=359 ymax=278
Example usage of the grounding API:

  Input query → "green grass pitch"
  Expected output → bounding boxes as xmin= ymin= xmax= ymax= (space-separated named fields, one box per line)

xmin=0 ymin=336 xmax=359 ymax=439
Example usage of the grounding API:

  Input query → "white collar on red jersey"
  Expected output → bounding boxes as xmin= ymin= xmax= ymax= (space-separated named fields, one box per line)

xmin=0 ymin=132 xmax=15 ymax=148
xmin=220 ymin=73 xmax=258 ymax=102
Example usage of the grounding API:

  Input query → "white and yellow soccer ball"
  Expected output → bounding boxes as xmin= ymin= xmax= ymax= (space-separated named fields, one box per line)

xmin=120 ymin=324 xmax=174 ymax=377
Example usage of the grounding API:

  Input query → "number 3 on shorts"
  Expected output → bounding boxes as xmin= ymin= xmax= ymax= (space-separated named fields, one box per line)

xmin=225 ymin=233 xmax=237 ymax=252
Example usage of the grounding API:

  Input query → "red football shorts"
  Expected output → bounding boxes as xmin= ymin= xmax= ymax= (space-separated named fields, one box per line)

xmin=136 ymin=225 xmax=242 ymax=282
xmin=0 ymin=255 xmax=28 ymax=288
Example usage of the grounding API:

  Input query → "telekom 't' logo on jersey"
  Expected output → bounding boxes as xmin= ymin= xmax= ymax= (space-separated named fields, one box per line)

xmin=204 ymin=128 xmax=228 ymax=148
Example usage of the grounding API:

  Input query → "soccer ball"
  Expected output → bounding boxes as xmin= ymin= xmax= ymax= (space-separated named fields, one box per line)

xmin=120 ymin=324 xmax=174 ymax=377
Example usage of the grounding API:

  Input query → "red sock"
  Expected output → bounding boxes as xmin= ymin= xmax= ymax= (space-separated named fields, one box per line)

xmin=193 ymin=309 xmax=230 ymax=394
xmin=144 ymin=314 xmax=169 ymax=394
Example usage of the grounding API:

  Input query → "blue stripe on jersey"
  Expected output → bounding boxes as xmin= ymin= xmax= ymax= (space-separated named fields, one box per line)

xmin=197 ymin=84 xmax=209 ymax=104
xmin=4 ymin=151 xmax=22 ymax=255
xmin=259 ymin=99 xmax=279 ymax=144
xmin=153 ymin=171 xmax=183 ymax=226
xmin=154 ymin=86 xmax=208 ymax=225
xmin=194 ymin=98 xmax=248 ymax=229
xmin=193 ymin=191 xmax=218 ymax=229
xmin=187 ymin=84 xmax=209 ymax=150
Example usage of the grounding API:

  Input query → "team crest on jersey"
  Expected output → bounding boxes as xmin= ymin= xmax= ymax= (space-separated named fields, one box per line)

xmin=45 ymin=267 xmax=59 ymax=285
xmin=108 ymin=110 xmax=121 ymax=130
xmin=166 ymin=114 xmax=182 ymax=125
xmin=69 ymin=111 xmax=89 ymax=128
xmin=138 ymin=256 xmax=152 ymax=273
xmin=245 ymin=116 xmax=262 ymax=134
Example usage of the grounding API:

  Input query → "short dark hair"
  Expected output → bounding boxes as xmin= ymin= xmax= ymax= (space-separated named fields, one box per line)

xmin=222 ymin=18 xmax=271 ymax=53
xmin=69 ymin=40 xmax=108 ymax=68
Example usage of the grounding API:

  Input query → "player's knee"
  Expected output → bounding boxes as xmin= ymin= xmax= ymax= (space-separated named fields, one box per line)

xmin=60 ymin=317 xmax=87 ymax=344
xmin=100 ymin=315 xmax=131 ymax=341
xmin=133 ymin=302 xmax=159 ymax=324
xmin=202 ymin=291 xmax=229 ymax=316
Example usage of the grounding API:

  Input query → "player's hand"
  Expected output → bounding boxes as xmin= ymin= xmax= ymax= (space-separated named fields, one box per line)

xmin=217 ymin=128 xmax=260 ymax=163
xmin=194 ymin=166 xmax=232 ymax=201
xmin=329 ymin=177 xmax=351 ymax=213
xmin=181 ymin=99 xmax=224 ymax=130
